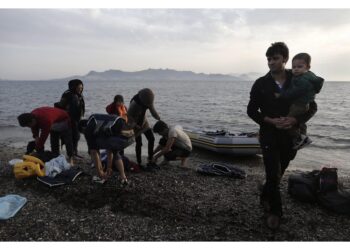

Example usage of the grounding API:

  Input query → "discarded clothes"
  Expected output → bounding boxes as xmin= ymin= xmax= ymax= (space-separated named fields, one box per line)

xmin=197 ymin=163 xmax=247 ymax=179
xmin=45 ymin=154 xmax=71 ymax=177
xmin=0 ymin=194 xmax=27 ymax=220
xmin=37 ymin=168 xmax=83 ymax=187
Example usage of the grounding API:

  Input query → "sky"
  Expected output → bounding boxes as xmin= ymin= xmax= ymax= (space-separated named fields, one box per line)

xmin=1 ymin=6 xmax=350 ymax=81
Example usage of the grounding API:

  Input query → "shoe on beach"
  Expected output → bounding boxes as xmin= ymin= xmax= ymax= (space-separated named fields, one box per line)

xmin=92 ymin=175 xmax=106 ymax=184
xmin=293 ymin=135 xmax=312 ymax=150
xmin=119 ymin=178 xmax=129 ymax=188
xmin=266 ymin=214 xmax=281 ymax=230
xmin=74 ymin=153 xmax=84 ymax=159
xmin=147 ymin=162 xmax=160 ymax=170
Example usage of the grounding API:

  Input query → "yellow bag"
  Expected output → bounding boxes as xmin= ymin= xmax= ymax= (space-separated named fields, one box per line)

xmin=22 ymin=155 xmax=45 ymax=168
xmin=13 ymin=155 xmax=45 ymax=179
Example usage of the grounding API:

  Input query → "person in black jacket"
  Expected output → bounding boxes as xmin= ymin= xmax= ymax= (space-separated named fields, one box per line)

xmin=55 ymin=79 xmax=85 ymax=158
xmin=247 ymin=42 xmax=317 ymax=230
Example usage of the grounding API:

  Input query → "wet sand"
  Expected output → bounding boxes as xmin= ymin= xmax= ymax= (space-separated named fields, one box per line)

xmin=1 ymin=142 xmax=350 ymax=241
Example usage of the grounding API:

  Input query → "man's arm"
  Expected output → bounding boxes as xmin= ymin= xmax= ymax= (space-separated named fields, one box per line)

xmin=153 ymin=137 xmax=175 ymax=161
xmin=247 ymin=80 xmax=264 ymax=125
xmin=35 ymin=123 xmax=50 ymax=151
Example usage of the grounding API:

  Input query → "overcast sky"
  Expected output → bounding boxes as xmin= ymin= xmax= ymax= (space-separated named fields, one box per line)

xmin=1 ymin=9 xmax=350 ymax=81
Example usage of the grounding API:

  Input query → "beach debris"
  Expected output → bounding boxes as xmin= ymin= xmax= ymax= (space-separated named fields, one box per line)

xmin=0 ymin=194 xmax=27 ymax=220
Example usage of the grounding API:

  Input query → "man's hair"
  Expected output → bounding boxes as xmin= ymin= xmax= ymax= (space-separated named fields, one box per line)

xmin=266 ymin=42 xmax=289 ymax=60
xmin=114 ymin=95 xmax=124 ymax=103
xmin=153 ymin=120 xmax=168 ymax=133
xmin=292 ymin=53 xmax=311 ymax=67
xmin=68 ymin=79 xmax=83 ymax=91
xmin=17 ymin=113 xmax=35 ymax=127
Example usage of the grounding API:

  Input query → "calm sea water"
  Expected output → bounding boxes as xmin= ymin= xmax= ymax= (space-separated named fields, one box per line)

xmin=1 ymin=80 xmax=349 ymax=172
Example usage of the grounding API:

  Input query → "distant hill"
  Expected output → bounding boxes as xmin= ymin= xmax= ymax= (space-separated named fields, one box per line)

xmin=0 ymin=69 xmax=263 ymax=82
xmin=64 ymin=68 xmax=245 ymax=81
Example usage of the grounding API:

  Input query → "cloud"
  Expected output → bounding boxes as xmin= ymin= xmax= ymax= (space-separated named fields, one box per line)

xmin=0 ymin=9 xmax=350 ymax=80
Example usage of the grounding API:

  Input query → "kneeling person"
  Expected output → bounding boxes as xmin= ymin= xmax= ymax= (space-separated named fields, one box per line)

xmin=152 ymin=121 xmax=192 ymax=167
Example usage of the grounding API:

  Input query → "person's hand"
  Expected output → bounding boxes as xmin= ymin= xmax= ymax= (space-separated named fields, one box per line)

xmin=264 ymin=116 xmax=293 ymax=129
xmin=264 ymin=117 xmax=283 ymax=127
xmin=98 ymin=169 xmax=108 ymax=180
xmin=152 ymin=156 xmax=159 ymax=163
xmin=277 ymin=117 xmax=297 ymax=129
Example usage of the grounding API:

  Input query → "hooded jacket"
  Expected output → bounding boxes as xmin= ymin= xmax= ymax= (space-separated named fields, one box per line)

xmin=127 ymin=88 xmax=160 ymax=131
xmin=279 ymin=71 xmax=324 ymax=104
xmin=57 ymin=80 xmax=85 ymax=122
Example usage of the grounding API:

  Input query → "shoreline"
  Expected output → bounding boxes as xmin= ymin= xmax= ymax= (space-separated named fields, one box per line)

xmin=1 ymin=143 xmax=350 ymax=241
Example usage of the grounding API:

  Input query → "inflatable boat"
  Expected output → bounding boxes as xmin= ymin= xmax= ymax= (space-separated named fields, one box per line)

xmin=184 ymin=129 xmax=261 ymax=156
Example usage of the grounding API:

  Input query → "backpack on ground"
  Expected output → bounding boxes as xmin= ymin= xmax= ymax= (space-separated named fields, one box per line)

xmin=288 ymin=170 xmax=320 ymax=203
xmin=319 ymin=167 xmax=338 ymax=193
xmin=317 ymin=189 xmax=350 ymax=215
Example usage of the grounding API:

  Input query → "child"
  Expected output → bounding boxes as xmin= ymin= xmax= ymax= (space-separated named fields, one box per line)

xmin=152 ymin=120 xmax=192 ymax=167
xmin=106 ymin=94 xmax=128 ymax=123
xmin=275 ymin=53 xmax=324 ymax=150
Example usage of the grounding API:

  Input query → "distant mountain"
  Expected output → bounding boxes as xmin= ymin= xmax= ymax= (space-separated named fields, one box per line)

xmin=231 ymin=72 xmax=264 ymax=81
xmin=69 ymin=68 xmax=244 ymax=81
xmin=0 ymin=69 xmax=261 ymax=82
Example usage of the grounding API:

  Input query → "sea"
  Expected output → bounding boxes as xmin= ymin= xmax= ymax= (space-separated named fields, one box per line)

xmin=1 ymin=80 xmax=349 ymax=173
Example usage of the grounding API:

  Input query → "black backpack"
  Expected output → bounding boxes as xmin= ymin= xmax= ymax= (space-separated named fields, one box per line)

xmin=317 ymin=189 xmax=350 ymax=215
xmin=85 ymin=114 xmax=125 ymax=137
xmin=288 ymin=170 xmax=320 ymax=203
xmin=319 ymin=167 xmax=338 ymax=193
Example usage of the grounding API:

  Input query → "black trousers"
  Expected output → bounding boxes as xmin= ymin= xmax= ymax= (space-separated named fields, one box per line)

xmin=135 ymin=128 xmax=155 ymax=164
xmin=260 ymin=132 xmax=297 ymax=216
xmin=50 ymin=128 xmax=74 ymax=158
xmin=71 ymin=120 xmax=81 ymax=154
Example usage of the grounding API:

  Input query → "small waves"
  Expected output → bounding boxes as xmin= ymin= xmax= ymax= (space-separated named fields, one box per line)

xmin=309 ymin=134 xmax=350 ymax=144
xmin=0 ymin=124 xmax=17 ymax=129
xmin=309 ymin=144 xmax=350 ymax=150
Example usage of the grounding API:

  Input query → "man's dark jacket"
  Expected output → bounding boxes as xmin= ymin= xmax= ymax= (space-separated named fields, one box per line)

xmin=247 ymin=70 xmax=317 ymax=149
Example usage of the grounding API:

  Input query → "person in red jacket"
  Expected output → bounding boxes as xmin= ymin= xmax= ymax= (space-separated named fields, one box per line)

xmin=105 ymin=94 xmax=128 ymax=123
xmin=17 ymin=106 xmax=74 ymax=165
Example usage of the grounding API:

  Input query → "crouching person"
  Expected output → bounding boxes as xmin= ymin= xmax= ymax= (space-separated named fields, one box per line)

xmin=83 ymin=114 xmax=134 ymax=186
xmin=152 ymin=120 xmax=192 ymax=167
xmin=17 ymin=106 xmax=74 ymax=165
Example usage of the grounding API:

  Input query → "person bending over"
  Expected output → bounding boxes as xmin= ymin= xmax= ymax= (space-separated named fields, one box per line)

xmin=152 ymin=120 xmax=192 ymax=167
xmin=17 ymin=106 xmax=74 ymax=165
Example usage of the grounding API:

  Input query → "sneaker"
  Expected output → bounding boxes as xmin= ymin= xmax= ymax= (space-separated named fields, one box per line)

xmin=119 ymin=178 xmax=129 ymax=188
xmin=140 ymin=164 xmax=154 ymax=172
xmin=147 ymin=162 xmax=160 ymax=170
xmin=293 ymin=135 xmax=312 ymax=150
xmin=92 ymin=175 xmax=106 ymax=184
